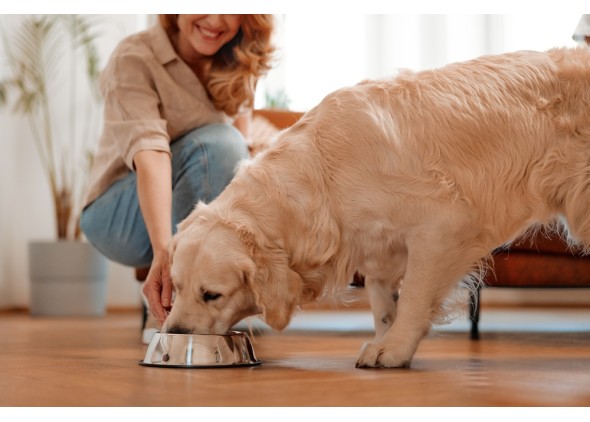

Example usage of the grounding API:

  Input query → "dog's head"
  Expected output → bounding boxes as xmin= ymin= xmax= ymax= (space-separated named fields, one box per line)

xmin=162 ymin=203 xmax=303 ymax=335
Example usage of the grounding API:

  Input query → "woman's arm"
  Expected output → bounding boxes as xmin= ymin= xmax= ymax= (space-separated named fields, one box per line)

xmin=134 ymin=149 xmax=174 ymax=323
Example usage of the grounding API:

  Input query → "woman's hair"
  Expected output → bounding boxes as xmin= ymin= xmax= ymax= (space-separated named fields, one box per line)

xmin=159 ymin=14 xmax=275 ymax=116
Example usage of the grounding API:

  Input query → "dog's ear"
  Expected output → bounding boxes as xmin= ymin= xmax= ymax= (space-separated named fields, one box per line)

xmin=219 ymin=217 xmax=302 ymax=330
xmin=248 ymin=246 xmax=303 ymax=331
xmin=234 ymin=223 xmax=259 ymax=257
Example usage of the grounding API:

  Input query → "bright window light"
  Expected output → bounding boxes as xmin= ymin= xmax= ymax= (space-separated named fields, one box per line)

xmin=258 ymin=14 xmax=584 ymax=112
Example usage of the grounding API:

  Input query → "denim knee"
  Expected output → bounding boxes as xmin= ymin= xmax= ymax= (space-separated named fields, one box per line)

xmin=80 ymin=176 xmax=153 ymax=268
xmin=171 ymin=123 xmax=249 ymax=222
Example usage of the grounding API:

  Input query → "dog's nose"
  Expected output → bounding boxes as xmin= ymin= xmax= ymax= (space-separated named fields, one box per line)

xmin=165 ymin=325 xmax=193 ymax=335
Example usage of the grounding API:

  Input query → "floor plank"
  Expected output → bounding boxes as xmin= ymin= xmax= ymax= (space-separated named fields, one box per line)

xmin=0 ymin=311 xmax=589 ymax=406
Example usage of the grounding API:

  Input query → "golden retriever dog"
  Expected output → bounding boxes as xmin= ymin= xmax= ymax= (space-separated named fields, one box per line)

xmin=163 ymin=47 xmax=590 ymax=368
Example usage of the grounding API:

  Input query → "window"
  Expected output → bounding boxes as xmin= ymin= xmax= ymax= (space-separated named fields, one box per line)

xmin=258 ymin=14 xmax=582 ymax=111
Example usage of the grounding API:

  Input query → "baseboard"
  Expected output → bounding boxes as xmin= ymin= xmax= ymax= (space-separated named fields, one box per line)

xmin=2 ymin=287 xmax=588 ymax=314
xmin=482 ymin=288 xmax=590 ymax=308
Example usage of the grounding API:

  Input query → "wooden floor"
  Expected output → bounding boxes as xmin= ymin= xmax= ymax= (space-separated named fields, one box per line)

xmin=1 ymin=310 xmax=590 ymax=406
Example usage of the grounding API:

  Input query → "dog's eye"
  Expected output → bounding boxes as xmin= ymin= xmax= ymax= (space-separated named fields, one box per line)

xmin=203 ymin=291 xmax=222 ymax=303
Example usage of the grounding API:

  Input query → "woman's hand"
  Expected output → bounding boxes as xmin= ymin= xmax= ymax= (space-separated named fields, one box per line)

xmin=142 ymin=249 xmax=173 ymax=324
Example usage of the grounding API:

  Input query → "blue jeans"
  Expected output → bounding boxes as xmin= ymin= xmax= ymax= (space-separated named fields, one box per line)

xmin=81 ymin=123 xmax=249 ymax=267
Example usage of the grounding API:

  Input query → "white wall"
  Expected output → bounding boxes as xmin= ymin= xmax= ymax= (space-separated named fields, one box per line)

xmin=270 ymin=14 xmax=581 ymax=112
xmin=0 ymin=15 xmax=149 ymax=310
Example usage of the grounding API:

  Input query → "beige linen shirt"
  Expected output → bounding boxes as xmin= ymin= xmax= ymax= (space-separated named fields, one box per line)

xmin=84 ymin=24 xmax=230 ymax=206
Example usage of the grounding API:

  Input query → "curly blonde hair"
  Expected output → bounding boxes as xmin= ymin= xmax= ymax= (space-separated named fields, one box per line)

xmin=159 ymin=14 xmax=275 ymax=116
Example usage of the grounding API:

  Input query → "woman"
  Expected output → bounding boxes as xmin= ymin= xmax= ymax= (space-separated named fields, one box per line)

xmin=81 ymin=14 xmax=274 ymax=341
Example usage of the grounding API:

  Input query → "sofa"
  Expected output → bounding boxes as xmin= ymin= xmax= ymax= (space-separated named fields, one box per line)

xmin=468 ymin=232 xmax=590 ymax=339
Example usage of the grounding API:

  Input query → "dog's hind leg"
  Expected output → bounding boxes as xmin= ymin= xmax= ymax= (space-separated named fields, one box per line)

xmin=356 ymin=223 xmax=487 ymax=368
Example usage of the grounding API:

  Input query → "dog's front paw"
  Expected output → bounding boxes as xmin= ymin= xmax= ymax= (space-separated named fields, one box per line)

xmin=355 ymin=341 xmax=412 ymax=369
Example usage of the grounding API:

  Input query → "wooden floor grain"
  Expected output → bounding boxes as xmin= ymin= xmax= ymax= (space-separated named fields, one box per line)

xmin=0 ymin=310 xmax=589 ymax=406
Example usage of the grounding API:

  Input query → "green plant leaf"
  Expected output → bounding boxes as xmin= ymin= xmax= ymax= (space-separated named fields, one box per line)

xmin=0 ymin=14 xmax=103 ymax=240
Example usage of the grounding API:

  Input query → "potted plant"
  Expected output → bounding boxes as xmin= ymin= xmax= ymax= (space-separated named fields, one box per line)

xmin=0 ymin=15 xmax=108 ymax=316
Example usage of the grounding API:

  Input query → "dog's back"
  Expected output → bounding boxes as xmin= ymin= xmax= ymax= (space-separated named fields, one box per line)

xmin=262 ymin=48 xmax=590 ymax=253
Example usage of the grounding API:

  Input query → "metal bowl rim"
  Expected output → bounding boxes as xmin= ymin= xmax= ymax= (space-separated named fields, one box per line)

xmin=138 ymin=360 xmax=262 ymax=369
xmin=152 ymin=330 xmax=247 ymax=338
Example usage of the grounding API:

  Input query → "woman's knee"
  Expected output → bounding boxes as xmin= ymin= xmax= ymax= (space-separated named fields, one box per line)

xmin=170 ymin=124 xmax=248 ymax=223
xmin=171 ymin=123 xmax=249 ymax=201
xmin=205 ymin=124 xmax=249 ymax=175
xmin=174 ymin=123 xmax=249 ymax=168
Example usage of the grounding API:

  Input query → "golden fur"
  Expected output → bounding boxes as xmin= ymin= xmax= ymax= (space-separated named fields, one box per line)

xmin=163 ymin=47 xmax=590 ymax=368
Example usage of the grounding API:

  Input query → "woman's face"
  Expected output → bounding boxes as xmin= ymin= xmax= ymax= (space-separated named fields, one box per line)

xmin=175 ymin=14 xmax=242 ymax=63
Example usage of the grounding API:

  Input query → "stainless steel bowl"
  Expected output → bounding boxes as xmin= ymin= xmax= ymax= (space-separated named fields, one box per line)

xmin=139 ymin=331 xmax=261 ymax=368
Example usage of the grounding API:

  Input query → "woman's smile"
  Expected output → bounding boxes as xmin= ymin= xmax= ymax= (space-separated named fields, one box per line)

xmin=195 ymin=24 xmax=224 ymax=42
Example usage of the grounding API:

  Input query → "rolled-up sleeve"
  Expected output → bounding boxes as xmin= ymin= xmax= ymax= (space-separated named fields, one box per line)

xmin=101 ymin=52 xmax=171 ymax=170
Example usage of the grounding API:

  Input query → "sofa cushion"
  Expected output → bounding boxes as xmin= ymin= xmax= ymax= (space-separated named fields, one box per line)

xmin=501 ymin=232 xmax=583 ymax=256
xmin=487 ymin=252 xmax=590 ymax=287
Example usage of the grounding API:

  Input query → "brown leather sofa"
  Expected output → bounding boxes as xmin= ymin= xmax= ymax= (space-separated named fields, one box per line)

xmin=253 ymin=108 xmax=304 ymax=130
xmin=468 ymin=233 xmax=590 ymax=339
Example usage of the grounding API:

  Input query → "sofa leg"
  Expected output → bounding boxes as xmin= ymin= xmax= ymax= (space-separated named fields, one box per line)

xmin=469 ymin=285 xmax=481 ymax=340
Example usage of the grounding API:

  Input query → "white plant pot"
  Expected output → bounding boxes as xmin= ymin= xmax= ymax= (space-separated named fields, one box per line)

xmin=29 ymin=240 xmax=108 ymax=317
